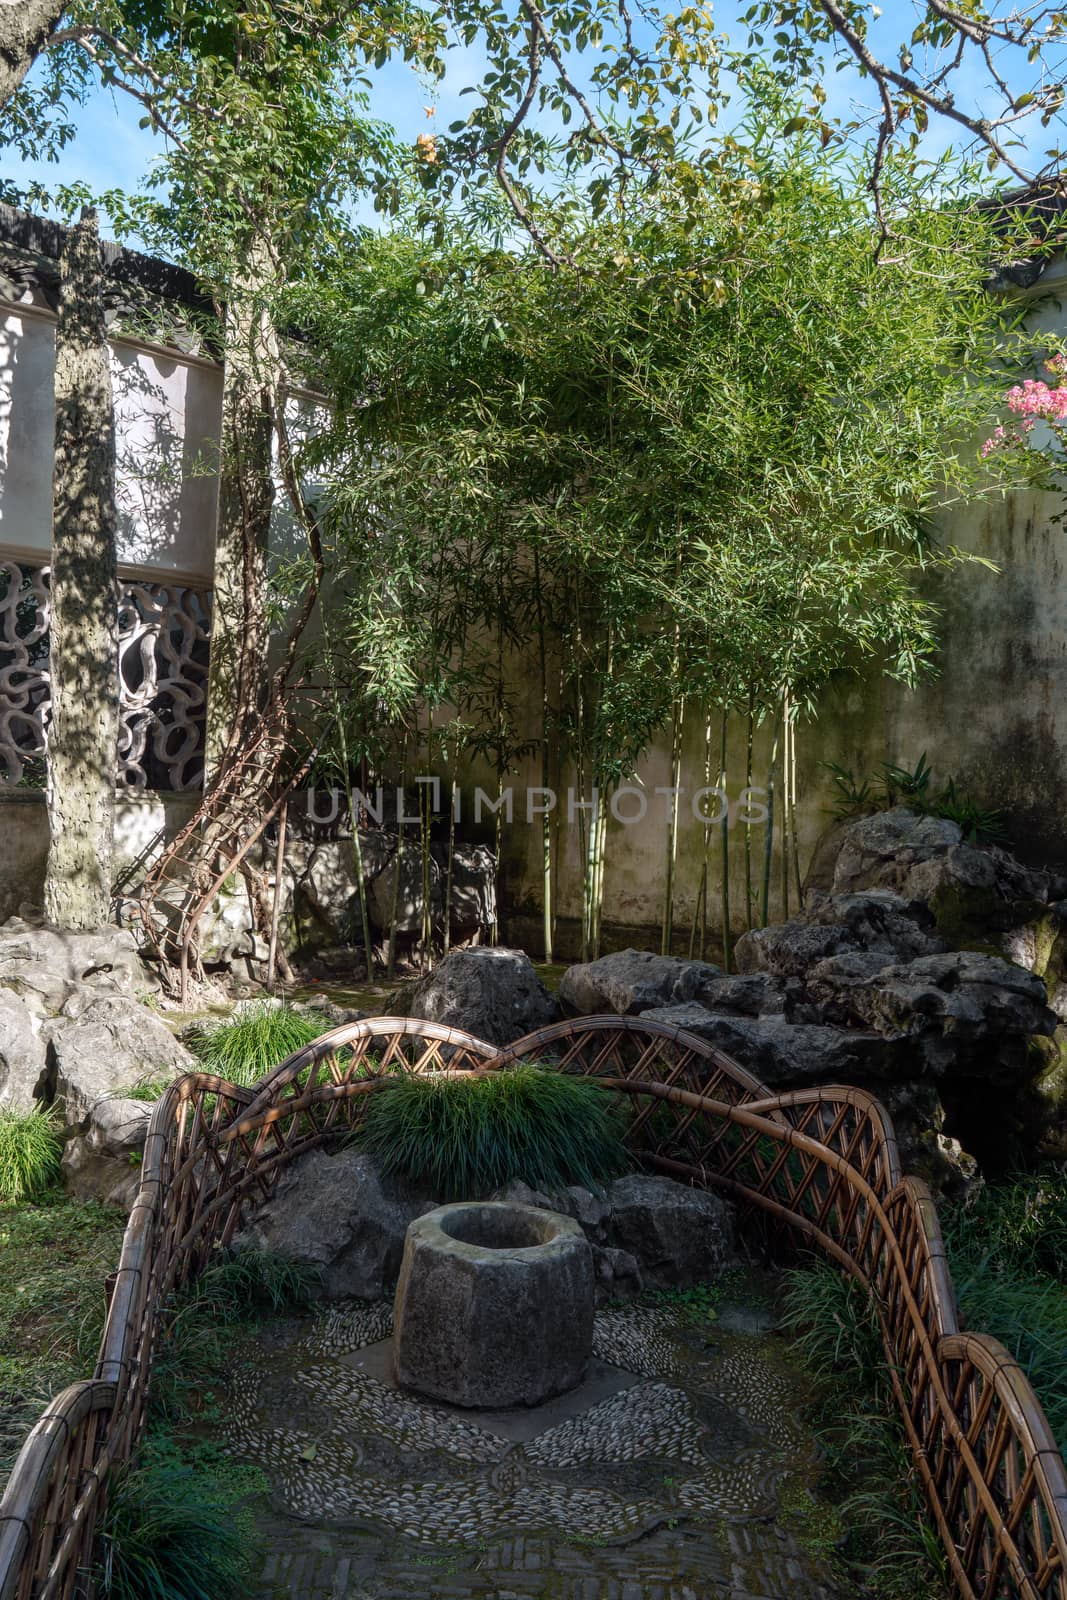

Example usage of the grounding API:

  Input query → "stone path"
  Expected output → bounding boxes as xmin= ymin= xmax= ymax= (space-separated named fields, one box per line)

xmin=208 ymin=1283 xmax=847 ymax=1600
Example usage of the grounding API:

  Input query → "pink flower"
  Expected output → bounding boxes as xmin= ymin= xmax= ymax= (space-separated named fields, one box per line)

xmin=1006 ymin=379 xmax=1067 ymax=420
xmin=981 ymin=425 xmax=1007 ymax=458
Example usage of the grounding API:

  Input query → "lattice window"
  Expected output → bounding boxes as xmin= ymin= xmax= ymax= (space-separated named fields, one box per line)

xmin=0 ymin=561 xmax=211 ymax=792
xmin=0 ymin=562 xmax=49 ymax=787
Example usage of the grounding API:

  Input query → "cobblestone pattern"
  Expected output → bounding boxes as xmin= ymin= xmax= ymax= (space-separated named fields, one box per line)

xmin=214 ymin=1298 xmax=845 ymax=1600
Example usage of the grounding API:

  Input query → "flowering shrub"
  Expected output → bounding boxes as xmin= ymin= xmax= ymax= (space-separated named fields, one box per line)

xmin=983 ymin=355 xmax=1067 ymax=456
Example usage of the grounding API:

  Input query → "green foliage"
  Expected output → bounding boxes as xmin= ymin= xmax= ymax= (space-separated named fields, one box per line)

xmin=152 ymin=1248 xmax=322 ymax=1423
xmin=356 ymin=1065 xmax=631 ymax=1198
xmin=932 ymin=780 xmax=1007 ymax=845
xmin=186 ymin=1003 xmax=323 ymax=1087
xmin=825 ymin=753 xmax=1005 ymax=842
xmin=781 ymin=1262 xmax=949 ymax=1600
xmin=0 ymin=1106 xmax=62 ymax=1203
xmin=0 ymin=1195 xmax=127 ymax=1473
xmin=126 ymin=1076 xmax=174 ymax=1103
xmin=878 ymin=753 xmax=933 ymax=808
xmin=942 ymin=1167 xmax=1067 ymax=1451
xmin=170 ymin=1248 xmax=321 ymax=1330
xmin=98 ymin=1446 xmax=251 ymax=1600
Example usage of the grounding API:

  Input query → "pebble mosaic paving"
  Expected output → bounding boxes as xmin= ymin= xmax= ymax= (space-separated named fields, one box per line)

xmin=213 ymin=1288 xmax=848 ymax=1599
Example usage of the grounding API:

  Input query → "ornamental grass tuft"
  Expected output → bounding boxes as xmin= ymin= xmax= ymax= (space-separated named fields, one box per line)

xmin=356 ymin=1064 xmax=631 ymax=1198
xmin=98 ymin=1450 xmax=250 ymax=1600
xmin=0 ymin=1106 xmax=62 ymax=1203
xmin=186 ymin=1002 xmax=323 ymax=1087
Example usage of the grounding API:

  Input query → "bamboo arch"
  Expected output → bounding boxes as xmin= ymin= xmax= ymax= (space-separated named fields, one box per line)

xmin=0 ymin=1014 xmax=1064 ymax=1600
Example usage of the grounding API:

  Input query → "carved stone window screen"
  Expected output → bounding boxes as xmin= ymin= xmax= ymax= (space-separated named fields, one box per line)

xmin=0 ymin=561 xmax=211 ymax=792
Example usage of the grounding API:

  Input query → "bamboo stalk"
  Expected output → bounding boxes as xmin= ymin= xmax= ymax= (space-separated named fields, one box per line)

xmin=761 ymin=702 xmax=782 ymax=928
xmin=386 ymin=776 xmax=404 ymax=981
xmin=790 ymin=713 xmax=805 ymax=910
xmin=420 ymin=773 xmax=433 ymax=971
xmin=719 ymin=709 xmax=731 ymax=973
xmin=661 ymin=690 xmax=684 ymax=958
xmin=780 ymin=692 xmax=790 ymax=921
xmin=692 ymin=705 xmax=713 ymax=961
xmin=744 ymin=694 xmax=755 ymax=931
xmin=534 ymin=547 xmax=554 ymax=964
xmin=443 ymin=773 xmax=456 ymax=955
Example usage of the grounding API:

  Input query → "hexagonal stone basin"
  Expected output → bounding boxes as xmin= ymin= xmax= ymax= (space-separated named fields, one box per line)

xmin=392 ymin=1201 xmax=595 ymax=1409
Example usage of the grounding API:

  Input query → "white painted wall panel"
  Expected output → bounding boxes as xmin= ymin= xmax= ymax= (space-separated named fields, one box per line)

xmin=0 ymin=311 xmax=56 ymax=554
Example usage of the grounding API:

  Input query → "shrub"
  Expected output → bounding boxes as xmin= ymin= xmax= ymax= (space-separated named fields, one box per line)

xmin=98 ymin=1448 xmax=250 ymax=1600
xmin=186 ymin=1002 xmax=322 ymax=1087
xmin=941 ymin=1165 xmax=1067 ymax=1453
xmin=781 ymin=1262 xmax=949 ymax=1600
xmin=356 ymin=1064 xmax=631 ymax=1197
xmin=151 ymin=1248 xmax=322 ymax=1424
xmin=0 ymin=1106 xmax=62 ymax=1203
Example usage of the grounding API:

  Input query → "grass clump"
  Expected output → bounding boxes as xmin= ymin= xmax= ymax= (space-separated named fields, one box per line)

xmin=781 ymin=1261 xmax=949 ymax=1600
xmin=0 ymin=1107 xmax=62 ymax=1203
xmin=98 ymin=1444 xmax=251 ymax=1600
xmin=0 ymin=1193 xmax=127 ymax=1472
xmin=941 ymin=1164 xmax=1067 ymax=1453
xmin=186 ymin=1002 xmax=323 ymax=1087
xmin=356 ymin=1065 xmax=631 ymax=1197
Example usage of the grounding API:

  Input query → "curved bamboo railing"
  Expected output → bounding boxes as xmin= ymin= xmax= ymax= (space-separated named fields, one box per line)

xmin=1 ymin=1014 xmax=1065 ymax=1600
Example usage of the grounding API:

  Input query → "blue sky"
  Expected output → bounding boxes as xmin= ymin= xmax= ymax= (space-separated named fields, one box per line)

xmin=1 ymin=2 xmax=1063 ymax=245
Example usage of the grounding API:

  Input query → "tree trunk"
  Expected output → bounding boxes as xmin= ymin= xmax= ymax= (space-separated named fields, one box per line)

xmin=205 ymin=241 xmax=277 ymax=780
xmin=43 ymin=208 xmax=119 ymax=929
xmin=0 ymin=1 xmax=65 ymax=106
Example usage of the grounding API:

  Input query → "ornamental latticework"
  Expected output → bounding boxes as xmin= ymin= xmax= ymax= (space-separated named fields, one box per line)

xmin=0 ymin=559 xmax=210 ymax=791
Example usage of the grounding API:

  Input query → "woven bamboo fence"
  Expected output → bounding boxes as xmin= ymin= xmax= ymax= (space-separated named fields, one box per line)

xmin=0 ymin=1013 xmax=1064 ymax=1600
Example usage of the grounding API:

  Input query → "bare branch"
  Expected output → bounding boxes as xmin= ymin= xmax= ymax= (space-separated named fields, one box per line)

xmin=494 ymin=24 xmax=574 ymax=269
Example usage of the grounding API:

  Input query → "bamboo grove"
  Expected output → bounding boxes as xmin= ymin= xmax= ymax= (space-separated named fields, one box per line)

xmin=288 ymin=125 xmax=1046 ymax=970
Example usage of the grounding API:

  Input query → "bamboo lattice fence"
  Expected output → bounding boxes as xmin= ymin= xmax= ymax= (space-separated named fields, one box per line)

xmin=0 ymin=1013 xmax=1064 ymax=1599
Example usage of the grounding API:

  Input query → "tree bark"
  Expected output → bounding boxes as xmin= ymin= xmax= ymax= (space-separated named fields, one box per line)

xmin=204 ymin=240 xmax=278 ymax=780
xmin=43 ymin=207 xmax=119 ymax=929
xmin=0 ymin=1 xmax=66 ymax=105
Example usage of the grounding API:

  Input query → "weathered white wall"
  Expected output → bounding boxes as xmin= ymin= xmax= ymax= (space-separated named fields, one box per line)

xmin=0 ymin=310 xmax=56 ymax=553
xmin=0 ymin=790 xmax=199 ymax=921
xmin=0 ymin=307 xmax=222 ymax=576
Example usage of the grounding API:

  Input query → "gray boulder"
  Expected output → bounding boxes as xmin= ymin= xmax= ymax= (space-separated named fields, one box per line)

xmin=45 ymin=993 xmax=194 ymax=1127
xmin=0 ymin=987 xmax=48 ymax=1111
xmin=493 ymin=1171 xmax=734 ymax=1291
xmin=401 ymin=946 xmax=556 ymax=1047
xmin=61 ymin=1095 xmax=152 ymax=1209
xmin=734 ymin=891 xmax=943 ymax=981
xmin=560 ymin=948 xmax=723 ymax=1017
xmin=0 ymin=919 xmax=154 ymax=1016
xmin=604 ymin=1174 xmax=734 ymax=1289
xmin=438 ymin=844 xmax=497 ymax=940
xmin=822 ymin=950 xmax=1056 ymax=1047
xmin=235 ymin=1147 xmax=435 ymax=1300
xmin=829 ymin=808 xmax=964 ymax=897
xmin=642 ymin=1002 xmax=898 ymax=1087
xmin=825 ymin=809 xmax=1056 ymax=937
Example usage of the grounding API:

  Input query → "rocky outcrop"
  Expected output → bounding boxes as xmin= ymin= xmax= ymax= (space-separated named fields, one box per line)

xmin=820 ymin=808 xmax=1063 ymax=939
xmin=492 ymin=1175 xmax=735 ymax=1298
xmin=0 ymin=919 xmax=154 ymax=1016
xmin=0 ymin=987 xmax=48 ymax=1111
xmin=61 ymin=1095 xmax=152 ymax=1209
xmin=235 ymin=1148 xmax=436 ymax=1300
xmin=44 ymin=992 xmax=195 ymax=1126
xmin=235 ymin=1152 xmax=734 ymax=1305
xmin=559 ymin=948 xmax=723 ymax=1016
xmin=400 ymin=946 xmax=557 ymax=1047
xmin=561 ymin=830 xmax=1064 ymax=1183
